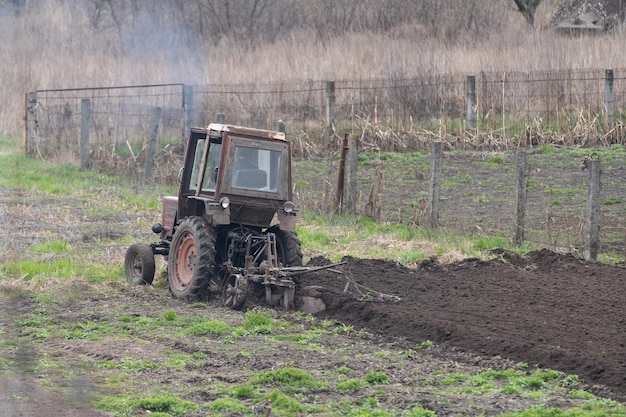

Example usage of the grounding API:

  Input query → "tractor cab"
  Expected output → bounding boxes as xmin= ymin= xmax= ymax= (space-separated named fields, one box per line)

xmin=159 ymin=123 xmax=298 ymax=239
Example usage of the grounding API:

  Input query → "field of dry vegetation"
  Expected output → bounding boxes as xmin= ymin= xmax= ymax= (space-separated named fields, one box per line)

xmin=2 ymin=0 xmax=626 ymax=138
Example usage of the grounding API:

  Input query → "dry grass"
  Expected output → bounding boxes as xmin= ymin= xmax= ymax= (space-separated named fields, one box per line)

xmin=2 ymin=0 xmax=626 ymax=139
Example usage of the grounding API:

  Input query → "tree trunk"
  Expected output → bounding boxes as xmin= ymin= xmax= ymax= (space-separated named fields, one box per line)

xmin=513 ymin=0 xmax=542 ymax=27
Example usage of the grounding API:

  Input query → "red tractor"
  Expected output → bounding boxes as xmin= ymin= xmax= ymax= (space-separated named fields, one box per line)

xmin=124 ymin=123 xmax=311 ymax=310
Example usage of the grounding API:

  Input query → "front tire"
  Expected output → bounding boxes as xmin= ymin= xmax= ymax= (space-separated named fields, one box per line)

xmin=168 ymin=216 xmax=216 ymax=301
xmin=124 ymin=243 xmax=155 ymax=285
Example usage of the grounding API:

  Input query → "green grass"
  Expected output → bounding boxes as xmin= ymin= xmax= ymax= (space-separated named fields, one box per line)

xmin=2 ymin=136 xmax=626 ymax=416
xmin=249 ymin=367 xmax=327 ymax=394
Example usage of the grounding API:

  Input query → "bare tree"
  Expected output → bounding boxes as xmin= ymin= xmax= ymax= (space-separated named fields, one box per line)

xmin=512 ymin=0 xmax=542 ymax=27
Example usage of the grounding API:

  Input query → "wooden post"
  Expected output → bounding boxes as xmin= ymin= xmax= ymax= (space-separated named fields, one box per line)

xmin=514 ymin=150 xmax=527 ymax=246
xmin=604 ymin=69 xmax=614 ymax=129
xmin=335 ymin=134 xmax=348 ymax=212
xmin=466 ymin=74 xmax=476 ymax=129
xmin=325 ymin=80 xmax=335 ymax=144
xmin=143 ymin=107 xmax=161 ymax=183
xmin=183 ymin=84 xmax=194 ymax=140
xmin=345 ymin=133 xmax=358 ymax=213
xmin=584 ymin=160 xmax=601 ymax=261
xmin=80 ymin=98 xmax=91 ymax=170
xmin=429 ymin=141 xmax=443 ymax=228
xmin=26 ymin=91 xmax=38 ymax=157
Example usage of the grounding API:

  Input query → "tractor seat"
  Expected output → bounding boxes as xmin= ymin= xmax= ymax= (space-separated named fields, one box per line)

xmin=233 ymin=169 xmax=267 ymax=189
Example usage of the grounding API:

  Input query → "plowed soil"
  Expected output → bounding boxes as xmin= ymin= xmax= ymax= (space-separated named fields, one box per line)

xmin=300 ymin=250 xmax=626 ymax=401
xmin=2 ymin=249 xmax=626 ymax=416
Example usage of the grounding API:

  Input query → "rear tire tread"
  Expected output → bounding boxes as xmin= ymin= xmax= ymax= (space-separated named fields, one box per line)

xmin=168 ymin=216 xmax=216 ymax=301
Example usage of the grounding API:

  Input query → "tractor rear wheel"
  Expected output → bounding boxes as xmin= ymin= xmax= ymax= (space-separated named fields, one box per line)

xmin=124 ymin=243 xmax=155 ymax=285
xmin=168 ymin=216 xmax=216 ymax=301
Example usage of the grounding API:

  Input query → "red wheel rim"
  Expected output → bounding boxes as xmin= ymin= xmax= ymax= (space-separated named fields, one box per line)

xmin=174 ymin=233 xmax=197 ymax=290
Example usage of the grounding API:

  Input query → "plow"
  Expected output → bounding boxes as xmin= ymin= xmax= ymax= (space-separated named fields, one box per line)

xmin=124 ymin=123 xmax=381 ymax=312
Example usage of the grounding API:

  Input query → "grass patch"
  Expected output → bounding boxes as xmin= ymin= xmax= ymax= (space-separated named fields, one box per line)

xmin=250 ymin=367 xmax=327 ymax=394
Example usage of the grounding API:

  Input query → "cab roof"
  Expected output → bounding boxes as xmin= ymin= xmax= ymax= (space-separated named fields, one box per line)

xmin=207 ymin=123 xmax=286 ymax=141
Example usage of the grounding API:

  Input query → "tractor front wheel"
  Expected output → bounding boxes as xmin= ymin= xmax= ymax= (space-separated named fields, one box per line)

xmin=168 ymin=216 xmax=216 ymax=301
xmin=124 ymin=243 xmax=156 ymax=285
xmin=271 ymin=228 xmax=303 ymax=267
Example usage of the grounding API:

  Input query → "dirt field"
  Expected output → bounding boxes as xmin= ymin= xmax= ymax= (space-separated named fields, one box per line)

xmin=2 ymin=249 xmax=626 ymax=416
xmin=302 ymin=250 xmax=626 ymax=402
xmin=2 ymin=146 xmax=626 ymax=416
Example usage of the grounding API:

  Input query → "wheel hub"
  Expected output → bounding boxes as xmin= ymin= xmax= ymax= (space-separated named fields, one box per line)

xmin=175 ymin=234 xmax=197 ymax=287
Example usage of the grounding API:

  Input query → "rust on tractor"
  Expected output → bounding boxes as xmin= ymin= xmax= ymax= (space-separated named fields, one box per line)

xmin=125 ymin=122 xmax=345 ymax=311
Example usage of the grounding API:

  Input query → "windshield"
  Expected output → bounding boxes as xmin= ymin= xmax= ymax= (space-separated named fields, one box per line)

xmin=232 ymin=146 xmax=281 ymax=192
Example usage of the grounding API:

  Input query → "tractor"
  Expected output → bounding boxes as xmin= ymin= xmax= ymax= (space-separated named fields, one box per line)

xmin=124 ymin=123 xmax=336 ymax=311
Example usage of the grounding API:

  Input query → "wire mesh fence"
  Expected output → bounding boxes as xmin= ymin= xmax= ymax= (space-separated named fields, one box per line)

xmin=26 ymin=68 xmax=626 ymax=166
xmin=22 ymin=68 xmax=626 ymax=256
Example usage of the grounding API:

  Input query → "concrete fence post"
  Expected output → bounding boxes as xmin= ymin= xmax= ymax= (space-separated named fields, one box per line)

xmin=143 ymin=106 xmax=161 ymax=183
xmin=429 ymin=141 xmax=443 ymax=228
xmin=26 ymin=91 xmax=38 ymax=157
xmin=584 ymin=160 xmax=601 ymax=261
xmin=80 ymin=98 xmax=91 ymax=170
xmin=514 ymin=150 xmax=527 ymax=246
xmin=325 ymin=80 xmax=335 ymax=144
xmin=183 ymin=84 xmax=194 ymax=141
xmin=466 ymin=74 xmax=477 ymax=129
xmin=604 ymin=69 xmax=614 ymax=129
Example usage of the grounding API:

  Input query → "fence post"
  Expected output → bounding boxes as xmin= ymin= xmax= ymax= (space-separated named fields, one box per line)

xmin=584 ymin=160 xmax=601 ymax=261
xmin=26 ymin=91 xmax=38 ymax=157
xmin=345 ymin=133 xmax=359 ymax=213
xmin=183 ymin=84 xmax=194 ymax=140
xmin=514 ymin=150 xmax=527 ymax=246
xmin=80 ymin=98 xmax=91 ymax=170
xmin=144 ymin=107 xmax=162 ymax=183
xmin=335 ymin=134 xmax=348 ymax=212
xmin=216 ymin=113 xmax=225 ymax=123
xmin=325 ymin=80 xmax=335 ymax=144
xmin=277 ymin=119 xmax=285 ymax=133
xmin=604 ymin=69 xmax=614 ymax=129
xmin=429 ymin=141 xmax=443 ymax=228
xmin=466 ymin=75 xmax=476 ymax=129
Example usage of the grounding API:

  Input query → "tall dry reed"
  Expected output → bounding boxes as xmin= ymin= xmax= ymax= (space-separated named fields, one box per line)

xmin=2 ymin=0 xmax=626 ymax=138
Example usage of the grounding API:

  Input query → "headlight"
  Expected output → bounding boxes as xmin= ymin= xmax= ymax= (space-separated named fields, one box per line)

xmin=219 ymin=197 xmax=230 ymax=209
xmin=282 ymin=201 xmax=295 ymax=213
